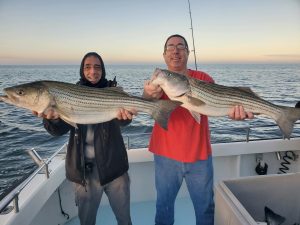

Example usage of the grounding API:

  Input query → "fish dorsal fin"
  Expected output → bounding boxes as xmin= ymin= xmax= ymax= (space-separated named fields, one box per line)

xmin=105 ymin=86 xmax=124 ymax=91
xmin=102 ymin=86 xmax=130 ymax=95
xmin=236 ymin=87 xmax=259 ymax=97
xmin=187 ymin=76 xmax=207 ymax=86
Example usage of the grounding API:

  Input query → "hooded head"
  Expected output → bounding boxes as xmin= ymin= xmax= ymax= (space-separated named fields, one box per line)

xmin=79 ymin=52 xmax=108 ymax=88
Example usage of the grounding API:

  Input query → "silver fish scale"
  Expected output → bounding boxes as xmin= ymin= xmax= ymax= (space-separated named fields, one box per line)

xmin=189 ymin=80 xmax=283 ymax=116
xmin=159 ymin=69 xmax=282 ymax=116
xmin=44 ymin=81 xmax=157 ymax=112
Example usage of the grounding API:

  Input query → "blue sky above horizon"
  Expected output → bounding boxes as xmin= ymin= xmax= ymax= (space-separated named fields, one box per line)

xmin=0 ymin=0 xmax=299 ymax=65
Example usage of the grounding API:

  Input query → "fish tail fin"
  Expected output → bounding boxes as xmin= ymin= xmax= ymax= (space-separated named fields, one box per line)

xmin=151 ymin=100 xmax=181 ymax=130
xmin=276 ymin=107 xmax=300 ymax=139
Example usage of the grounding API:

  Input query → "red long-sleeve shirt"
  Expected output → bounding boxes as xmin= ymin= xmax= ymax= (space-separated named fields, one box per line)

xmin=148 ymin=69 xmax=214 ymax=162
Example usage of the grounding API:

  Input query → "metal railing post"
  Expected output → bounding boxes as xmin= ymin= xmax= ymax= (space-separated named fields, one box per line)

xmin=246 ymin=127 xmax=250 ymax=142
xmin=13 ymin=195 xmax=19 ymax=213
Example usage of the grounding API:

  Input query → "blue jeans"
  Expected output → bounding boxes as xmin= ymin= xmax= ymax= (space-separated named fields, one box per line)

xmin=154 ymin=154 xmax=214 ymax=225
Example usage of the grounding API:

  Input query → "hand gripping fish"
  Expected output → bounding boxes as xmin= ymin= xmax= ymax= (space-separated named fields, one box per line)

xmin=0 ymin=80 xmax=181 ymax=130
xmin=150 ymin=68 xmax=300 ymax=139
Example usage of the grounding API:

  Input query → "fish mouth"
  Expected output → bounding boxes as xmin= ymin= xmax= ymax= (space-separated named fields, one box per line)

xmin=175 ymin=92 xmax=186 ymax=98
xmin=0 ymin=95 xmax=10 ymax=103
xmin=0 ymin=95 xmax=8 ymax=100
xmin=150 ymin=68 xmax=164 ymax=83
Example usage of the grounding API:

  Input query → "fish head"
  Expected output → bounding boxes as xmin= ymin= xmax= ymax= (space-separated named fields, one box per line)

xmin=265 ymin=206 xmax=285 ymax=225
xmin=151 ymin=68 xmax=190 ymax=98
xmin=1 ymin=81 xmax=52 ymax=113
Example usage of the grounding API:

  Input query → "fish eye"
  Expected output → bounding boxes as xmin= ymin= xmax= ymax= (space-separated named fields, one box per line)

xmin=16 ymin=89 xmax=25 ymax=96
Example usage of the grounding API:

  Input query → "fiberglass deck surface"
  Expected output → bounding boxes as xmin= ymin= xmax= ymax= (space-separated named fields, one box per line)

xmin=65 ymin=196 xmax=195 ymax=225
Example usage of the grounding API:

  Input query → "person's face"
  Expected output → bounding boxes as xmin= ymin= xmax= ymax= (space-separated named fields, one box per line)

xmin=163 ymin=36 xmax=189 ymax=72
xmin=83 ymin=56 xmax=102 ymax=84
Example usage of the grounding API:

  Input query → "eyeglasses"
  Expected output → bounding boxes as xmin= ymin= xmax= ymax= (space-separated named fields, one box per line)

xmin=84 ymin=64 xmax=102 ymax=71
xmin=165 ymin=43 xmax=187 ymax=52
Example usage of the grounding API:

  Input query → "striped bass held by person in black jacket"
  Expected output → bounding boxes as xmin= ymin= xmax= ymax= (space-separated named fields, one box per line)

xmin=0 ymin=80 xmax=180 ymax=130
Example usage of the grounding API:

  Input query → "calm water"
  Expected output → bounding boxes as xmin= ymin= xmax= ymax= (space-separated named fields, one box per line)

xmin=0 ymin=64 xmax=300 ymax=196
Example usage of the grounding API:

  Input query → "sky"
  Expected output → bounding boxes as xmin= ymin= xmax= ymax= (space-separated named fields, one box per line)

xmin=0 ymin=0 xmax=300 ymax=65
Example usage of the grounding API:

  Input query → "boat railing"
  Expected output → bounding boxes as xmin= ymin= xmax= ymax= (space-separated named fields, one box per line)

xmin=1 ymin=122 xmax=300 ymax=214
xmin=122 ymin=122 xmax=300 ymax=149
xmin=0 ymin=143 xmax=67 ymax=214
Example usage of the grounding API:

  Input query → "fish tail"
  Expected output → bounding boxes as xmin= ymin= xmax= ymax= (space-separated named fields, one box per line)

xmin=151 ymin=100 xmax=181 ymax=130
xmin=276 ymin=107 xmax=300 ymax=139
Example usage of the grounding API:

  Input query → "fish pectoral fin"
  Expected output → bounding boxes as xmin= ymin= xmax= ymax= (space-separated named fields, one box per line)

xmin=57 ymin=112 xmax=78 ymax=128
xmin=187 ymin=96 xmax=206 ymax=106
xmin=189 ymin=111 xmax=201 ymax=124
xmin=62 ymin=117 xmax=78 ymax=128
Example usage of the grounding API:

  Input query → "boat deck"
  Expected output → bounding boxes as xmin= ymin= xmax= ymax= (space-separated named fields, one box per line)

xmin=66 ymin=197 xmax=195 ymax=225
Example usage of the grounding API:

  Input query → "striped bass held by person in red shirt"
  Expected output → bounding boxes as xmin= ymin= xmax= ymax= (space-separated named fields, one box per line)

xmin=150 ymin=68 xmax=300 ymax=139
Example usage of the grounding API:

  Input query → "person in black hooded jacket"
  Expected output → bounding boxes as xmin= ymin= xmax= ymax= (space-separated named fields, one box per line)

xmin=33 ymin=52 xmax=134 ymax=225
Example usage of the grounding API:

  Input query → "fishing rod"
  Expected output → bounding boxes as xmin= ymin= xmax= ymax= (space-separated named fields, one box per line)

xmin=187 ymin=0 xmax=198 ymax=70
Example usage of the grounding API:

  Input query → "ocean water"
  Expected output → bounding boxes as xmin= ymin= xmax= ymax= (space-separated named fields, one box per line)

xmin=0 ymin=64 xmax=300 ymax=196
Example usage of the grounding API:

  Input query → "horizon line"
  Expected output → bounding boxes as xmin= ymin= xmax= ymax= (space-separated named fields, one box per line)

xmin=0 ymin=62 xmax=300 ymax=66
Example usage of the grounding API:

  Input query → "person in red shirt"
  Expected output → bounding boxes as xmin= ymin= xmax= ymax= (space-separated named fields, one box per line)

xmin=143 ymin=34 xmax=253 ymax=225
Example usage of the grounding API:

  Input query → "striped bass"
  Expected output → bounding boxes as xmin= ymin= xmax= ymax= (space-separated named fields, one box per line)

xmin=0 ymin=80 xmax=181 ymax=130
xmin=150 ymin=68 xmax=300 ymax=138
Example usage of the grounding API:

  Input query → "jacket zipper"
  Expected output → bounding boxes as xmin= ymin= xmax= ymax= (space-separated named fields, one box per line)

xmin=75 ymin=128 xmax=87 ymax=191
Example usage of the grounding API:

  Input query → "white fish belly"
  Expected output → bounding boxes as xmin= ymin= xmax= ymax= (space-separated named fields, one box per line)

xmin=182 ymin=102 xmax=229 ymax=117
xmin=59 ymin=105 xmax=119 ymax=124
xmin=71 ymin=112 xmax=117 ymax=124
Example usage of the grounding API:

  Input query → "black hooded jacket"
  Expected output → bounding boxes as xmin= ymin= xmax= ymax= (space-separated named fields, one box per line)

xmin=44 ymin=117 xmax=129 ymax=185
xmin=43 ymin=68 xmax=129 ymax=186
